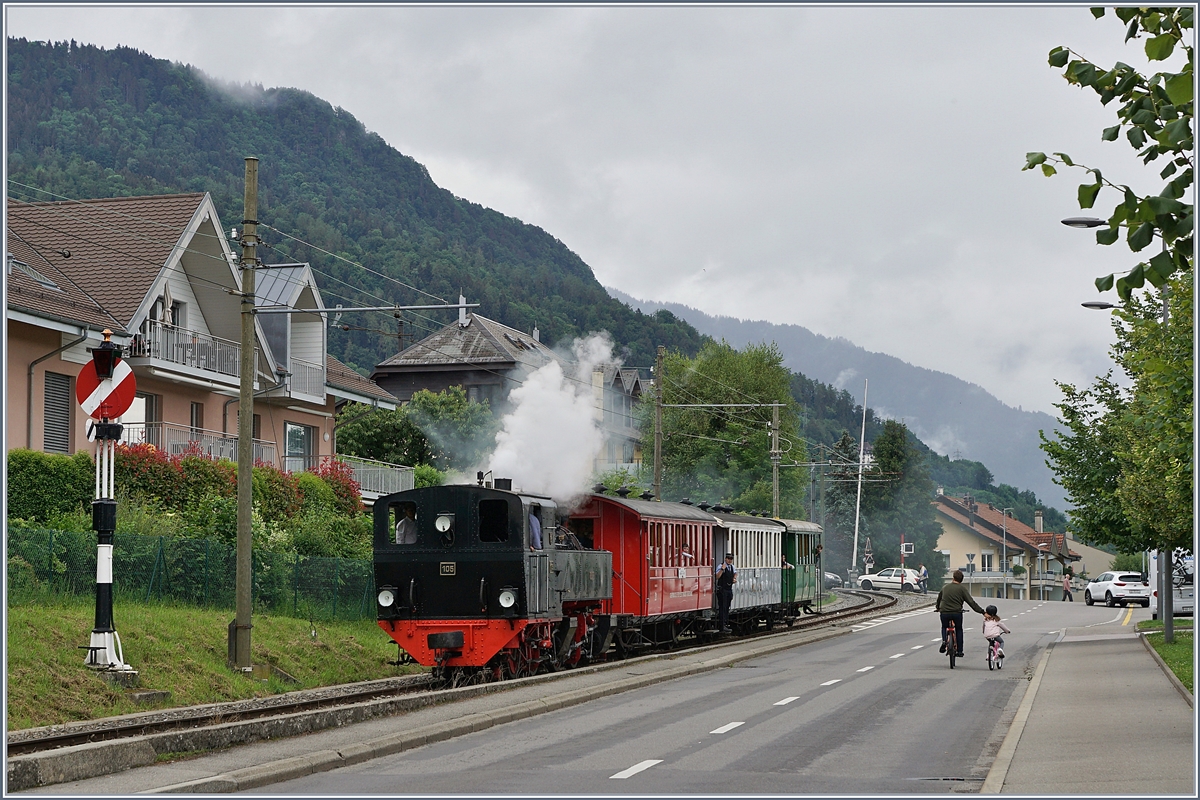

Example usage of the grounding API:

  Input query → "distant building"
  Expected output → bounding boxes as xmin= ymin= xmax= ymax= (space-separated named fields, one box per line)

xmin=933 ymin=492 xmax=1080 ymax=599
xmin=372 ymin=308 xmax=645 ymax=472
xmin=370 ymin=309 xmax=565 ymax=407
xmin=593 ymin=365 xmax=644 ymax=472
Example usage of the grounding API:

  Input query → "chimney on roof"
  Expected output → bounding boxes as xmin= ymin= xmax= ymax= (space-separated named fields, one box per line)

xmin=459 ymin=294 xmax=468 ymax=327
xmin=936 ymin=485 xmax=944 ymax=496
xmin=532 ymin=326 xmax=540 ymax=342
xmin=1034 ymin=510 xmax=1043 ymax=534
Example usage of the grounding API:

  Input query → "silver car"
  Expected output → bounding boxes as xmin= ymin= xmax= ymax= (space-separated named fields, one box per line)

xmin=858 ymin=567 xmax=922 ymax=592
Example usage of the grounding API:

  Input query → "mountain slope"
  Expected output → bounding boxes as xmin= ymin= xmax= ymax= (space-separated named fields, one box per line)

xmin=5 ymin=38 xmax=706 ymax=373
xmin=607 ymin=288 xmax=1067 ymax=510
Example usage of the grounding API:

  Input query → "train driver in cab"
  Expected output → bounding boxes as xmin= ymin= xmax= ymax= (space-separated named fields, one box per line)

xmin=528 ymin=505 xmax=543 ymax=551
xmin=394 ymin=503 xmax=418 ymax=545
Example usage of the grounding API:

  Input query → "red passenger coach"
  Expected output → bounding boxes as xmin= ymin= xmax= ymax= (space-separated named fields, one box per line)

xmin=569 ymin=496 xmax=716 ymax=644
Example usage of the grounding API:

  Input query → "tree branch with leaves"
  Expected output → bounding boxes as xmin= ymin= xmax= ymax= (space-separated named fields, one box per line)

xmin=1023 ymin=6 xmax=1193 ymax=300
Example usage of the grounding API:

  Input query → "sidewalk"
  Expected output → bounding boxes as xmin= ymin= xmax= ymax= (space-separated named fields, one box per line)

xmin=985 ymin=625 xmax=1195 ymax=795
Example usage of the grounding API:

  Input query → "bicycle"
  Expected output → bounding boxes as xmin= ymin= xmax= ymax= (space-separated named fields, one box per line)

xmin=986 ymin=637 xmax=1004 ymax=670
xmin=944 ymin=619 xmax=957 ymax=669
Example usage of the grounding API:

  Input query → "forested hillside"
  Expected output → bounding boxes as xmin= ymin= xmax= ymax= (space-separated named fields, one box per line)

xmin=7 ymin=38 xmax=1066 ymax=530
xmin=6 ymin=38 xmax=704 ymax=373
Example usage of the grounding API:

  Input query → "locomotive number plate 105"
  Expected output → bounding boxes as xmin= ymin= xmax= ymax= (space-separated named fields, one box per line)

xmin=439 ymin=562 xmax=456 ymax=576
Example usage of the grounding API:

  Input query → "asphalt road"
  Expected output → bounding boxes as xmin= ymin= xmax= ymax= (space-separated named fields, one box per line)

xmin=257 ymin=596 xmax=1108 ymax=795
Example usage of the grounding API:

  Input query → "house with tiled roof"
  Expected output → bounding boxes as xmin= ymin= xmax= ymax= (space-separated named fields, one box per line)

xmin=932 ymin=491 xmax=1081 ymax=600
xmin=6 ymin=192 xmax=407 ymax=501
xmin=372 ymin=309 xmax=645 ymax=472
xmin=370 ymin=308 xmax=565 ymax=406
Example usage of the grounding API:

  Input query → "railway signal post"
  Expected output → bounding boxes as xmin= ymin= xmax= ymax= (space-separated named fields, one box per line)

xmin=76 ymin=330 xmax=137 ymax=680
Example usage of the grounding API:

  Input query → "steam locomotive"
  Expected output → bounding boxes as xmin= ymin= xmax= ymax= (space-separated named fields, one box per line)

xmin=373 ymin=479 xmax=821 ymax=684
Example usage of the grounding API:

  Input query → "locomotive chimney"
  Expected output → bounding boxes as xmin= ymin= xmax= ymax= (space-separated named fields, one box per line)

xmin=493 ymin=478 xmax=512 ymax=491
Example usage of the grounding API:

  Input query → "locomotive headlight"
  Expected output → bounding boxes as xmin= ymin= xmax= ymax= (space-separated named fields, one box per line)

xmin=498 ymin=589 xmax=517 ymax=609
xmin=435 ymin=514 xmax=453 ymax=533
xmin=377 ymin=588 xmax=396 ymax=607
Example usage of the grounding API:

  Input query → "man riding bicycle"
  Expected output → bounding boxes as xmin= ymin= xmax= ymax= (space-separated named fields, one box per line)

xmin=935 ymin=569 xmax=985 ymax=657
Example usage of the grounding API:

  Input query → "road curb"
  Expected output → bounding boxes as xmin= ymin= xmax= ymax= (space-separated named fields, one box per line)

xmin=1138 ymin=631 xmax=1194 ymax=709
xmin=142 ymin=626 xmax=850 ymax=794
xmin=978 ymin=639 xmax=1054 ymax=794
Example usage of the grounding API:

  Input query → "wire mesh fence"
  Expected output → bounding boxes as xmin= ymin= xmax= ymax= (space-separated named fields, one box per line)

xmin=6 ymin=527 xmax=376 ymax=621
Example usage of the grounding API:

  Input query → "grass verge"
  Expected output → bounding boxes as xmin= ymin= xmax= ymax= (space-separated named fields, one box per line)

xmin=6 ymin=594 xmax=422 ymax=731
xmin=1136 ymin=621 xmax=1194 ymax=694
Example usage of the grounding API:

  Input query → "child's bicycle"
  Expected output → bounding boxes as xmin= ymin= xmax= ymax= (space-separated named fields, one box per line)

xmin=987 ymin=637 xmax=1004 ymax=670
xmin=944 ymin=620 xmax=957 ymax=668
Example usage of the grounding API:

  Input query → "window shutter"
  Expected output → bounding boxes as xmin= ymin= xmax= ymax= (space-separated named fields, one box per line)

xmin=43 ymin=371 xmax=72 ymax=453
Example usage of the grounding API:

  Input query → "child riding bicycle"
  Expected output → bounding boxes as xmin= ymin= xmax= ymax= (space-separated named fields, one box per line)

xmin=982 ymin=605 xmax=1010 ymax=658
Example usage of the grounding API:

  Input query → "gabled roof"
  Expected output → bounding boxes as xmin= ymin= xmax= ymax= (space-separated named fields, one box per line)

xmin=326 ymin=355 xmax=397 ymax=408
xmin=6 ymin=194 xmax=210 ymax=330
xmin=933 ymin=494 xmax=1080 ymax=559
xmin=256 ymin=262 xmax=324 ymax=312
xmin=598 ymin=364 xmax=643 ymax=395
xmin=374 ymin=313 xmax=565 ymax=374
xmin=6 ymin=232 xmax=122 ymax=331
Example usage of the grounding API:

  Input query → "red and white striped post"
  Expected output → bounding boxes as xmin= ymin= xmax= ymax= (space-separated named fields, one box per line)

xmin=76 ymin=330 xmax=137 ymax=675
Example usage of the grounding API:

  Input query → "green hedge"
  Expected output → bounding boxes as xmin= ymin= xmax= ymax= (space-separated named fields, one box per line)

xmin=6 ymin=449 xmax=94 ymax=523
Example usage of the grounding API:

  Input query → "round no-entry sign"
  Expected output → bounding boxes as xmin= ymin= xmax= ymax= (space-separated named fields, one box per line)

xmin=76 ymin=359 xmax=137 ymax=420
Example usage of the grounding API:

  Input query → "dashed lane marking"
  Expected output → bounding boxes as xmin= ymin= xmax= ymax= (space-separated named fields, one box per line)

xmin=774 ymin=697 xmax=799 ymax=706
xmin=851 ymin=607 xmax=937 ymax=631
xmin=820 ymin=679 xmax=841 ymax=686
xmin=910 ymin=645 xmax=924 ymax=650
xmin=711 ymin=722 xmax=745 ymax=734
xmin=856 ymin=666 xmax=875 ymax=672
xmin=889 ymin=653 xmax=905 ymax=659
xmin=611 ymin=760 xmax=662 ymax=779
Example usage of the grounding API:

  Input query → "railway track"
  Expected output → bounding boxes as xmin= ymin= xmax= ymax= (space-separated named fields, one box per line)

xmin=8 ymin=590 xmax=904 ymax=757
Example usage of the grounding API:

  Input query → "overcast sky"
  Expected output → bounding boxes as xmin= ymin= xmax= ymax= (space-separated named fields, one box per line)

xmin=6 ymin=3 xmax=1173 ymax=415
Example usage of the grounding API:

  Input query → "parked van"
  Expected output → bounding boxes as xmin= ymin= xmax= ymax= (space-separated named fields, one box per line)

xmin=1149 ymin=549 xmax=1194 ymax=620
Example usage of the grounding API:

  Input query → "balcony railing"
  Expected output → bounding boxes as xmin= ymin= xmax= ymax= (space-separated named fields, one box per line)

xmin=281 ymin=454 xmax=414 ymax=499
xmin=129 ymin=321 xmax=240 ymax=379
xmin=120 ymin=422 xmax=276 ymax=466
xmin=336 ymin=454 xmax=415 ymax=497
xmin=290 ymin=357 xmax=325 ymax=397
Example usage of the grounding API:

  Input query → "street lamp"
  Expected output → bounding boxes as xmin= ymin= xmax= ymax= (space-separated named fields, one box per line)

xmin=1001 ymin=507 xmax=1014 ymax=600
xmin=1081 ymin=301 xmax=1116 ymax=311
xmin=1061 ymin=216 xmax=1106 ymax=228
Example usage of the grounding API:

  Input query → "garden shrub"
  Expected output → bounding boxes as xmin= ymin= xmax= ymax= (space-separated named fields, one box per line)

xmin=177 ymin=454 xmax=237 ymax=503
xmin=114 ymin=443 xmax=184 ymax=508
xmin=252 ymin=463 xmax=303 ymax=523
xmin=5 ymin=449 xmax=94 ymax=522
xmin=289 ymin=507 xmax=372 ymax=559
xmin=414 ymin=464 xmax=445 ymax=488
xmin=310 ymin=458 xmax=364 ymax=516
xmin=295 ymin=471 xmax=338 ymax=513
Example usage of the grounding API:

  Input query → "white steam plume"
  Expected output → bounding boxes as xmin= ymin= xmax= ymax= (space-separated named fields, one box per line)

xmin=487 ymin=333 xmax=617 ymax=501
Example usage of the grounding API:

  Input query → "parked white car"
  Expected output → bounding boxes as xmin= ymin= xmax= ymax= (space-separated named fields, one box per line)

xmin=858 ymin=567 xmax=922 ymax=592
xmin=1084 ymin=571 xmax=1151 ymax=607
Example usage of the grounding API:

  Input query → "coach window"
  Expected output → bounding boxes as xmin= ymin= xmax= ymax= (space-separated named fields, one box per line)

xmin=393 ymin=502 xmax=418 ymax=545
xmin=479 ymin=499 xmax=509 ymax=542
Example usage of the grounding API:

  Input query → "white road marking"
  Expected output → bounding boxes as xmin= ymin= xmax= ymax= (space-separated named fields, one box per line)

xmin=820 ymin=679 xmax=841 ymax=686
xmin=851 ymin=607 xmax=937 ymax=632
xmin=611 ymin=760 xmax=662 ymax=779
xmin=889 ymin=653 xmax=904 ymax=659
xmin=931 ymin=637 xmax=942 ymax=642
xmin=910 ymin=645 xmax=923 ymax=650
xmin=774 ymin=696 xmax=799 ymax=706
xmin=710 ymin=722 xmax=745 ymax=734
xmin=856 ymin=666 xmax=874 ymax=672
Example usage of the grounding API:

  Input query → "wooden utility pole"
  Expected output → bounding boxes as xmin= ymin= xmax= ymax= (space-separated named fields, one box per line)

xmin=653 ymin=345 xmax=664 ymax=501
xmin=234 ymin=157 xmax=258 ymax=671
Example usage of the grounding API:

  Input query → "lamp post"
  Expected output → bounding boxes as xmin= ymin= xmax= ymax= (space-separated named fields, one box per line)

xmin=1001 ymin=507 xmax=1014 ymax=600
xmin=1073 ymin=217 xmax=1175 ymax=643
